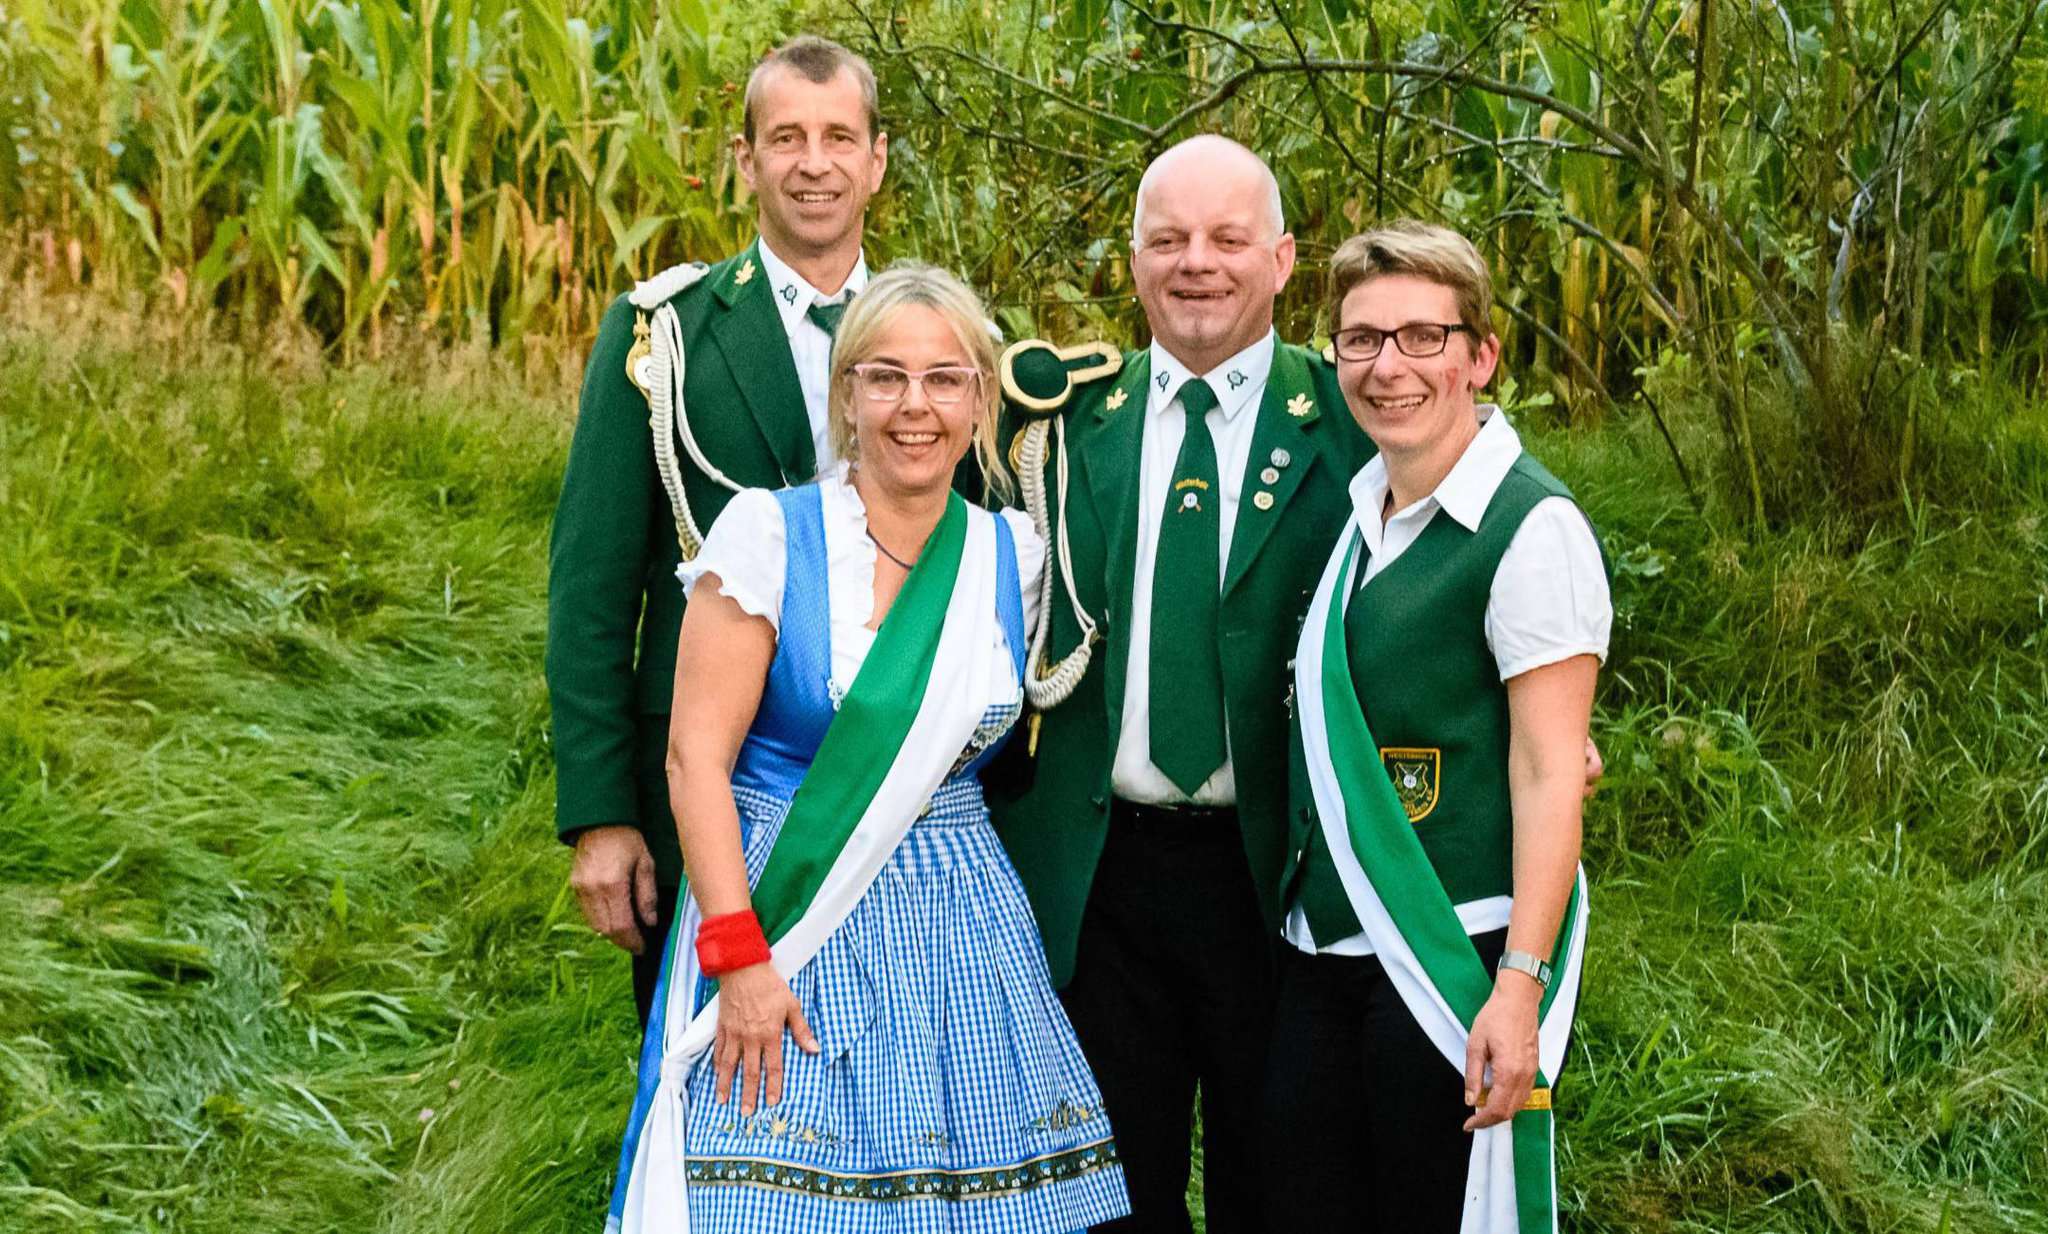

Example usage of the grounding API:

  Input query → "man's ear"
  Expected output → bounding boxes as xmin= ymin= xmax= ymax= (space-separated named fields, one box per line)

xmin=1273 ymin=232 xmax=1298 ymax=290
xmin=732 ymin=133 xmax=756 ymax=193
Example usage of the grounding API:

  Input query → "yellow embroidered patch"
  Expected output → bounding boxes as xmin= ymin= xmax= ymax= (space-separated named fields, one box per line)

xmin=1379 ymin=747 xmax=1440 ymax=822
xmin=1173 ymin=477 xmax=1212 ymax=491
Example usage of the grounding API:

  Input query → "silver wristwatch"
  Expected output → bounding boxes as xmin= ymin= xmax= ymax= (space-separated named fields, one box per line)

xmin=1497 ymin=949 xmax=1552 ymax=988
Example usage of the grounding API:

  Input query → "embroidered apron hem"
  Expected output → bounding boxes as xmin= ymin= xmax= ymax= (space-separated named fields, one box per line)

xmin=685 ymin=1137 xmax=1121 ymax=1202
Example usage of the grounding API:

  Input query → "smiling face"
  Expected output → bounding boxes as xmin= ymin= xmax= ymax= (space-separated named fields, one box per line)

xmin=1336 ymin=274 xmax=1500 ymax=459
xmin=1130 ymin=140 xmax=1295 ymax=376
xmin=734 ymin=65 xmax=886 ymax=262
xmin=842 ymin=304 xmax=983 ymax=498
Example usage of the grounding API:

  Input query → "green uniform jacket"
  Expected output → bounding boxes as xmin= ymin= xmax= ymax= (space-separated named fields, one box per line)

xmin=545 ymin=242 xmax=816 ymax=885
xmin=986 ymin=342 xmax=1376 ymax=988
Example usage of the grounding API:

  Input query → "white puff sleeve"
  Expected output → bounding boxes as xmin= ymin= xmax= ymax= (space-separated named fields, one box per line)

xmin=675 ymin=488 xmax=787 ymax=631
xmin=1485 ymin=496 xmax=1612 ymax=680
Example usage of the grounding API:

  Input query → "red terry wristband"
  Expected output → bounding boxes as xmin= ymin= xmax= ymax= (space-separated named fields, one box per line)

xmin=695 ymin=909 xmax=772 ymax=978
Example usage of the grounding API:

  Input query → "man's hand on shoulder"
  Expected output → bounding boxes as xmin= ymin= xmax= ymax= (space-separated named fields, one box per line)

xmin=570 ymin=824 xmax=659 ymax=954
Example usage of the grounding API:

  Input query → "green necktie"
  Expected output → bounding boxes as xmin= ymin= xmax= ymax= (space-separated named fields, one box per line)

xmin=1149 ymin=377 xmax=1227 ymax=796
xmin=807 ymin=298 xmax=848 ymax=337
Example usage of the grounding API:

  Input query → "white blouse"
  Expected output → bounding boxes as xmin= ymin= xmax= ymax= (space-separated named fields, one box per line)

xmin=676 ymin=466 xmax=1047 ymax=701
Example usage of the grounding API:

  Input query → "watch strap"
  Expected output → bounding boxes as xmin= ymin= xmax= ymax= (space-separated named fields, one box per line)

xmin=1497 ymin=948 xmax=1552 ymax=988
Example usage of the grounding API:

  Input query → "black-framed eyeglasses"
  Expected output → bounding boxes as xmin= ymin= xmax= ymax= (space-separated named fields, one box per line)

xmin=1331 ymin=322 xmax=1474 ymax=362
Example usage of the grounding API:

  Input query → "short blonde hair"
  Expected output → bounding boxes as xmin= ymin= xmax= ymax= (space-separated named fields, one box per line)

xmin=827 ymin=262 xmax=1011 ymax=502
xmin=1327 ymin=220 xmax=1493 ymax=339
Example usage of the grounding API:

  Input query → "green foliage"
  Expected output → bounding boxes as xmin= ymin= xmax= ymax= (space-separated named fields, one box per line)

xmin=1 ymin=318 xmax=2042 ymax=1231
xmin=3 ymin=0 xmax=801 ymax=357
xmin=5 ymin=0 xmax=2045 ymax=523
xmin=840 ymin=0 xmax=2048 ymax=524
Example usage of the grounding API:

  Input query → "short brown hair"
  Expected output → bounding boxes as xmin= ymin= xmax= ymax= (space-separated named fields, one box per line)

xmin=742 ymin=36 xmax=881 ymax=143
xmin=1327 ymin=220 xmax=1493 ymax=339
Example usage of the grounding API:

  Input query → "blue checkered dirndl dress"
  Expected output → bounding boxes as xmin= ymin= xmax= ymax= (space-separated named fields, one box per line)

xmin=624 ymin=483 xmax=1127 ymax=1234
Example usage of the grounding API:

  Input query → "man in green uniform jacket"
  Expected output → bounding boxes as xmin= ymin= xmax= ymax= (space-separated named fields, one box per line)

xmin=546 ymin=36 xmax=885 ymax=1025
xmin=988 ymin=136 xmax=1374 ymax=1233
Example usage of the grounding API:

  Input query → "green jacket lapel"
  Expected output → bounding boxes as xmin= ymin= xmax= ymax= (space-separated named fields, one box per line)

xmin=1079 ymin=353 xmax=1151 ymax=731
xmin=708 ymin=240 xmax=818 ymax=483
xmin=1224 ymin=345 xmax=1322 ymax=597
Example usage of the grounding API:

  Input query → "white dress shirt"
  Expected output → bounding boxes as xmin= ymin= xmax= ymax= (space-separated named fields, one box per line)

xmin=1283 ymin=405 xmax=1612 ymax=955
xmin=1111 ymin=331 xmax=1276 ymax=807
xmin=754 ymin=238 xmax=869 ymax=471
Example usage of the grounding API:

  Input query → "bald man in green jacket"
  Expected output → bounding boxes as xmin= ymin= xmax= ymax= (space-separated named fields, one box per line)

xmin=987 ymin=136 xmax=1374 ymax=1233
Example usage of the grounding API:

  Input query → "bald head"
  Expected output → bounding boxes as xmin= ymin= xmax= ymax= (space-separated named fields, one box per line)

xmin=1127 ymin=135 xmax=1296 ymax=376
xmin=1130 ymin=135 xmax=1285 ymax=248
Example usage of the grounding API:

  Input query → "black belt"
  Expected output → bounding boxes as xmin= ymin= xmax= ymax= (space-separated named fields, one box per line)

xmin=1111 ymin=798 xmax=1238 ymax=829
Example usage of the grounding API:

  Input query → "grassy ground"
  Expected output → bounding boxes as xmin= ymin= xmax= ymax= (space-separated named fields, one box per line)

xmin=2 ymin=314 xmax=2044 ymax=1232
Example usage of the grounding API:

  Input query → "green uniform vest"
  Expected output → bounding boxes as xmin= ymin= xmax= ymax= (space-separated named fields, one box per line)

xmin=1293 ymin=452 xmax=1590 ymax=945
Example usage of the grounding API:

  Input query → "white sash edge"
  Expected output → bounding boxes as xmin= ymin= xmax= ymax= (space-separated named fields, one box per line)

xmin=614 ymin=510 xmax=1003 ymax=1234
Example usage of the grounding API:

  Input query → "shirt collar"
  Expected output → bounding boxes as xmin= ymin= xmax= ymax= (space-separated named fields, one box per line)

xmin=1147 ymin=330 xmax=1275 ymax=422
xmin=754 ymin=236 xmax=869 ymax=335
xmin=1347 ymin=403 xmax=1523 ymax=536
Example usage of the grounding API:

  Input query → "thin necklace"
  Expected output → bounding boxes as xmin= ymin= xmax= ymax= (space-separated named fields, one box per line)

xmin=848 ymin=466 xmax=922 ymax=570
xmin=869 ymin=526 xmax=918 ymax=571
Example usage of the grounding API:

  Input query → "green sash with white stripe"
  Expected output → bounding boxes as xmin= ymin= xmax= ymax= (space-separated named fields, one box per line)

xmin=750 ymin=494 xmax=967 ymax=941
xmin=1295 ymin=529 xmax=1589 ymax=1234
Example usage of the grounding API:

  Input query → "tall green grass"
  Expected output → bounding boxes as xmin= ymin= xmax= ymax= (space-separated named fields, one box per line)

xmin=1 ymin=312 xmax=2043 ymax=1231
xmin=0 ymin=310 xmax=628 ymax=1230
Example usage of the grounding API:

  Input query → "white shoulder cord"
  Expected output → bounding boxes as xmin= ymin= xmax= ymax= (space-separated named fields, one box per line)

xmin=642 ymin=303 xmax=706 ymax=560
xmin=1017 ymin=416 xmax=1096 ymax=710
xmin=630 ymin=262 xmax=742 ymax=561
xmin=653 ymin=302 xmax=746 ymax=499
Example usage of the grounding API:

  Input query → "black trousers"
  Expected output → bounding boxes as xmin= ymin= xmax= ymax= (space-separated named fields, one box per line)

xmin=630 ymin=884 xmax=681 ymax=1029
xmin=1059 ymin=801 xmax=1278 ymax=1234
xmin=1260 ymin=928 xmax=1510 ymax=1233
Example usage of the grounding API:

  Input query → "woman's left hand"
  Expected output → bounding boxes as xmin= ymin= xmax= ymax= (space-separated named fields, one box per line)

xmin=1463 ymin=977 xmax=1542 ymax=1131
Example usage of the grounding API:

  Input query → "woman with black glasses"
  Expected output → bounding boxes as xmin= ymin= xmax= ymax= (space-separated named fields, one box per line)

xmin=1262 ymin=221 xmax=1610 ymax=1233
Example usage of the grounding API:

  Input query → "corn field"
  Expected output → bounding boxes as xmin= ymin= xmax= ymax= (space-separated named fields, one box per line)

xmin=3 ymin=0 xmax=2045 ymax=517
